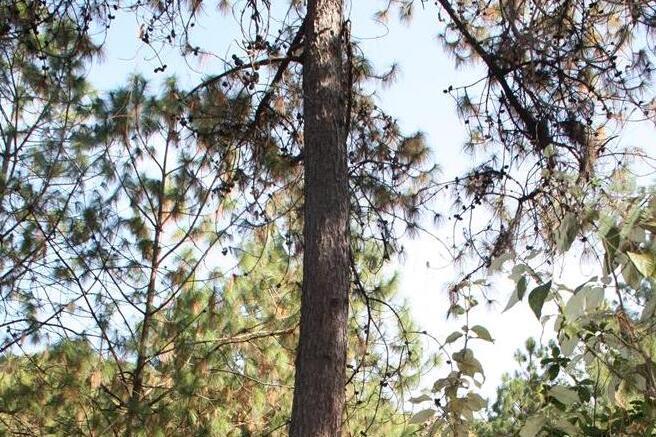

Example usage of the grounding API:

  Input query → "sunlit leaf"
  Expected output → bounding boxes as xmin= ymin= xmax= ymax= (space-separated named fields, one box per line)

xmin=453 ymin=348 xmax=484 ymax=379
xmin=504 ymin=276 xmax=527 ymax=312
xmin=408 ymin=408 xmax=435 ymax=424
xmin=553 ymin=418 xmax=580 ymax=436
xmin=548 ymin=385 xmax=579 ymax=405
xmin=465 ymin=392 xmax=487 ymax=411
xmin=559 ymin=334 xmax=578 ymax=357
xmin=470 ymin=325 xmax=494 ymax=342
xmin=627 ymin=251 xmax=656 ymax=278
xmin=409 ymin=394 xmax=432 ymax=404
xmin=519 ymin=414 xmax=547 ymax=437
xmin=433 ymin=371 xmax=459 ymax=392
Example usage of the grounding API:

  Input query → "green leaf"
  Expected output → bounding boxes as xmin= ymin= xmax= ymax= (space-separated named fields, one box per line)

xmin=470 ymin=325 xmax=494 ymax=342
xmin=445 ymin=331 xmax=463 ymax=344
xmin=622 ymin=258 xmax=642 ymax=290
xmin=503 ymin=289 xmax=520 ymax=312
xmin=553 ymin=418 xmax=580 ymax=436
xmin=641 ymin=292 xmax=656 ymax=321
xmin=447 ymin=397 xmax=474 ymax=421
xmin=602 ymin=225 xmax=621 ymax=274
xmin=548 ymin=385 xmax=579 ymax=405
xmin=449 ymin=304 xmax=466 ymax=317
xmin=607 ymin=375 xmax=619 ymax=406
xmin=453 ymin=349 xmax=484 ymax=379
xmin=509 ymin=264 xmax=527 ymax=281
xmin=519 ymin=414 xmax=547 ymax=437
xmin=465 ymin=392 xmax=487 ymax=411
xmin=408 ymin=408 xmax=435 ymax=424
xmin=627 ymin=251 xmax=656 ymax=278
xmin=528 ymin=281 xmax=551 ymax=320
xmin=564 ymin=288 xmax=587 ymax=320
xmin=585 ymin=287 xmax=605 ymax=312
xmin=408 ymin=394 xmax=432 ymax=404
xmin=432 ymin=371 xmax=458 ymax=392
xmin=560 ymin=334 xmax=578 ymax=357
xmin=548 ymin=364 xmax=560 ymax=381
xmin=503 ymin=276 xmax=527 ymax=312
xmin=577 ymin=385 xmax=591 ymax=403
xmin=517 ymin=275 xmax=528 ymax=300
xmin=633 ymin=373 xmax=647 ymax=392
xmin=556 ymin=213 xmax=579 ymax=252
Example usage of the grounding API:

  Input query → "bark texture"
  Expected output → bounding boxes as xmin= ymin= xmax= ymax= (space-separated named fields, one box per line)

xmin=289 ymin=0 xmax=349 ymax=435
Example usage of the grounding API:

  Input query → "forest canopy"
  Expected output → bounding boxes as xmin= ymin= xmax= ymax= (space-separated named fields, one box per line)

xmin=0 ymin=0 xmax=655 ymax=435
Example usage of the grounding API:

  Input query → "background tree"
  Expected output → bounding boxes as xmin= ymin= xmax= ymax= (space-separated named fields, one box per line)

xmin=427 ymin=0 xmax=656 ymax=263
xmin=0 ymin=1 xmax=438 ymax=432
xmin=368 ymin=0 xmax=656 ymax=283
xmin=366 ymin=1 xmax=656 ymax=434
xmin=0 ymin=226 xmax=424 ymax=436
xmin=0 ymin=0 xmax=109 ymax=352
xmin=8 ymin=1 xmax=656 ymax=436
xmin=474 ymin=339 xmax=553 ymax=436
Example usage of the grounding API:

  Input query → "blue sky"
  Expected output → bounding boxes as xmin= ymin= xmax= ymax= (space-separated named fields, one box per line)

xmin=86 ymin=0 xmax=558 ymax=404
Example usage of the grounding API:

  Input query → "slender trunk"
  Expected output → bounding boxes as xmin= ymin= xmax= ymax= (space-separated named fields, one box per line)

xmin=290 ymin=1 xmax=349 ymax=436
xmin=126 ymin=248 xmax=160 ymax=435
xmin=126 ymin=138 xmax=170 ymax=435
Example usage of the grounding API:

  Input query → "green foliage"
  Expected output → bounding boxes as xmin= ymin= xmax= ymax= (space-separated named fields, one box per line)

xmin=0 ymin=232 xmax=423 ymax=435
xmin=471 ymin=188 xmax=656 ymax=436
xmin=0 ymin=19 xmax=432 ymax=430
xmin=0 ymin=0 xmax=102 ymax=345
xmin=407 ymin=287 xmax=492 ymax=436
xmin=528 ymin=281 xmax=552 ymax=320
xmin=3 ymin=1 xmax=656 ymax=436
xmin=474 ymin=340 xmax=549 ymax=437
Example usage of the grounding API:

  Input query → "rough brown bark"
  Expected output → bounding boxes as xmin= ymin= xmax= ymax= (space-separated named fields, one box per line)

xmin=289 ymin=0 xmax=349 ymax=435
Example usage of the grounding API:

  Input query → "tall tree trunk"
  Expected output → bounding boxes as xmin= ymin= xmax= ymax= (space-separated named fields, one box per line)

xmin=290 ymin=0 xmax=349 ymax=435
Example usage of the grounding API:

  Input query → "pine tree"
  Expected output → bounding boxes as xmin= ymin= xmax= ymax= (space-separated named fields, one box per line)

xmin=0 ymin=24 xmax=435 ymax=427
xmin=0 ymin=0 xmax=102 ymax=352
xmin=401 ymin=0 xmax=656 ymax=271
xmin=0 ymin=225 xmax=424 ymax=436
xmin=289 ymin=0 xmax=350 ymax=434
